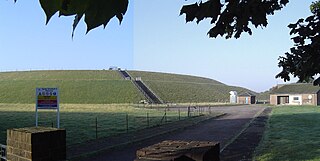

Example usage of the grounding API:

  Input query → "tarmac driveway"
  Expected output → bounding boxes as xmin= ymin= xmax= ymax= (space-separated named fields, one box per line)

xmin=78 ymin=105 xmax=266 ymax=161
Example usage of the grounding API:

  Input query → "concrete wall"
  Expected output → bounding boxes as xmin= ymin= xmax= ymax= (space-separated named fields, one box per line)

xmin=270 ymin=95 xmax=277 ymax=105
xmin=7 ymin=127 xmax=66 ymax=161
xmin=289 ymin=95 xmax=302 ymax=105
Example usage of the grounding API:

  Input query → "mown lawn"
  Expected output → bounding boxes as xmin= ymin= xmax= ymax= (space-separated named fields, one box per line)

xmin=0 ymin=70 xmax=122 ymax=80
xmin=143 ymin=81 xmax=251 ymax=103
xmin=129 ymin=70 xmax=224 ymax=84
xmin=0 ymin=70 xmax=145 ymax=104
xmin=0 ymin=104 xmax=189 ymax=146
xmin=254 ymin=106 xmax=320 ymax=161
xmin=0 ymin=80 xmax=143 ymax=104
xmin=128 ymin=70 xmax=256 ymax=103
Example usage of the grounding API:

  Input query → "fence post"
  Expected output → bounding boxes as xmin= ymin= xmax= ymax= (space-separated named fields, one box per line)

xmin=178 ymin=108 xmax=180 ymax=121
xmin=147 ymin=112 xmax=150 ymax=127
xmin=126 ymin=114 xmax=129 ymax=133
xmin=165 ymin=108 xmax=167 ymax=123
xmin=96 ymin=117 xmax=98 ymax=139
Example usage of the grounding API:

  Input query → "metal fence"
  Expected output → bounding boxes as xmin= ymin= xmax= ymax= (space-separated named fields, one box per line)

xmin=0 ymin=144 xmax=6 ymax=161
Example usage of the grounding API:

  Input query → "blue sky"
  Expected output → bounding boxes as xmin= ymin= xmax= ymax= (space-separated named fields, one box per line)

xmin=0 ymin=1 xmax=315 ymax=92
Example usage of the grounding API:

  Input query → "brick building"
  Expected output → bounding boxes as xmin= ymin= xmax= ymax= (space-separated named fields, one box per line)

xmin=269 ymin=83 xmax=320 ymax=106
xmin=237 ymin=92 xmax=256 ymax=104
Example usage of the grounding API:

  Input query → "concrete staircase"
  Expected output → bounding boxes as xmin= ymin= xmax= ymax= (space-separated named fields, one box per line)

xmin=118 ymin=70 xmax=131 ymax=80
xmin=133 ymin=79 xmax=163 ymax=104
xmin=117 ymin=70 xmax=163 ymax=104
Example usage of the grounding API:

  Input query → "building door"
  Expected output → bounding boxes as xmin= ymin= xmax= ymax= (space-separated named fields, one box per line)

xmin=277 ymin=96 xmax=289 ymax=104
xmin=245 ymin=97 xmax=249 ymax=104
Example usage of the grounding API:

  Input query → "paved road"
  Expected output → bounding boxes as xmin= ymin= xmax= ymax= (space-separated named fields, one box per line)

xmin=79 ymin=105 xmax=266 ymax=161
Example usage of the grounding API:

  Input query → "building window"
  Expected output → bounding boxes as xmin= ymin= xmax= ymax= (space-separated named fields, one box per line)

xmin=293 ymin=97 xmax=299 ymax=100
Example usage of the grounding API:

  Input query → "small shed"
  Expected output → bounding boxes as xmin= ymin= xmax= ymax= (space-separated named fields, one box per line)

xmin=270 ymin=83 xmax=320 ymax=106
xmin=237 ymin=92 xmax=256 ymax=104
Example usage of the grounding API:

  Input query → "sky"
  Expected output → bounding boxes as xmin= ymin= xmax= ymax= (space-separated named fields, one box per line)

xmin=0 ymin=1 xmax=315 ymax=92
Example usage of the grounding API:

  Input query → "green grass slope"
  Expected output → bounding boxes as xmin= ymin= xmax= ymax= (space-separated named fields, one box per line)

xmin=129 ymin=71 xmax=255 ymax=103
xmin=0 ymin=70 xmax=257 ymax=104
xmin=0 ymin=70 xmax=121 ymax=80
xmin=0 ymin=70 xmax=144 ymax=104
xmin=129 ymin=71 xmax=224 ymax=85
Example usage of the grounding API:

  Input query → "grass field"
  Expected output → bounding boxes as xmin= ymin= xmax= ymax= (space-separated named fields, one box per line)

xmin=0 ymin=70 xmax=122 ymax=80
xmin=129 ymin=70 xmax=224 ymax=84
xmin=0 ymin=104 xmax=190 ymax=146
xmin=0 ymin=70 xmax=144 ymax=104
xmin=0 ymin=70 xmax=258 ymax=104
xmin=129 ymin=70 xmax=256 ymax=103
xmin=254 ymin=106 xmax=320 ymax=161
xmin=144 ymin=81 xmax=252 ymax=103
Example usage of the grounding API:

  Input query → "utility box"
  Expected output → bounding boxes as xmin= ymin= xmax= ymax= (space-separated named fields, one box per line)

xmin=229 ymin=91 xmax=238 ymax=104
xmin=6 ymin=127 xmax=66 ymax=161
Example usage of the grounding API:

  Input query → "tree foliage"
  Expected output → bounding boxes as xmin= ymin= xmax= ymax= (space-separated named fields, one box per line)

xmin=14 ymin=0 xmax=128 ymax=36
xmin=180 ymin=0 xmax=289 ymax=38
xmin=276 ymin=1 xmax=320 ymax=85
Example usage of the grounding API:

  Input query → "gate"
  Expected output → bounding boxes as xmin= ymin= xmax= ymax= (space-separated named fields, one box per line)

xmin=0 ymin=144 xmax=6 ymax=161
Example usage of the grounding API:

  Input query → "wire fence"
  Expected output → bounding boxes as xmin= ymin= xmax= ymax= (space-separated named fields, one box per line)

xmin=0 ymin=106 xmax=213 ymax=146
xmin=38 ymin=106 xmax=211 ymax=145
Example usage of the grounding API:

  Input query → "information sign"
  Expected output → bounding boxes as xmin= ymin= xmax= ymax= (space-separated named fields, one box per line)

xmin=35 ymin=88 xmax=60 ymax=128
xmin=36 ymin=88 xmax=58 ymax=109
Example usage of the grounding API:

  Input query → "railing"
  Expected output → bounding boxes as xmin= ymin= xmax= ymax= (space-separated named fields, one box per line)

xmin=118 ymin=70 xmax=131 ymax=80
xmin=0 ymin=144 xmax=6 ymax=161
xmin=134 ymin=80 xmax=163 ymax=104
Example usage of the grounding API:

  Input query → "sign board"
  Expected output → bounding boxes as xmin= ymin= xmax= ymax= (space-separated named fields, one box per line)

xmin=35 ymin=88 xmax=60 ymax=128
xmin=36 ymin=88 xmax=58 ymax=109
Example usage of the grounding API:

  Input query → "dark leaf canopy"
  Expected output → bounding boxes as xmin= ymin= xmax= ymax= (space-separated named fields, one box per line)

xmin=15 ymin=0 xmax=128 ymax=36
xmin=276 ymin=8 xmax=320 ymax=85
xmin=180 ymin=0 xmax=289 ymax=39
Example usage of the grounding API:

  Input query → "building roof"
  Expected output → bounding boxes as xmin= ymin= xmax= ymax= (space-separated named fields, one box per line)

xmin=238 ymin=91 xmax=256 ymax=97
xmin=270 ymin=83 xmax=320 ymax=94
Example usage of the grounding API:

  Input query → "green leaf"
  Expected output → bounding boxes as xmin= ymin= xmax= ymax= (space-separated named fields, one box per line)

xmin=180 ymin=3 xmax=199 ymax=22
xmin=72 ymin=14 xmax=83 ymax=39
xmin=84 ymin=0 xmax=128 ymax=33
xmin=59 ymin=0 xmax=90 ymax=16
xmin=39 ymin=0 xmax=63 ymax=24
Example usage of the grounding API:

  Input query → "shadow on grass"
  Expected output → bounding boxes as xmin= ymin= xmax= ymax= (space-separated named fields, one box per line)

xmin=72 ymin=116 xmax=255 ymax=161
xmin=0 ymin=110 xmax=191 ymax=146
xmin=255 ymin=112 xmax=320 ymax=161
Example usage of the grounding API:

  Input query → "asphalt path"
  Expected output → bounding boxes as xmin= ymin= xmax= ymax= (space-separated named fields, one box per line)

xmin=78 ymin=105 xmax=266 ymax=161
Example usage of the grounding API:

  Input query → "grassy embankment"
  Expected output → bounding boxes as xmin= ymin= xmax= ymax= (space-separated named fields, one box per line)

xmin=255 ymin=106 xmax=320 ymax=161
xmin=0 ymin=70 xmax=239 ymax=146
xmin=0 ymin=70 xmax=144 ymax=104
xmin=0 ymin=104 xmax=189 ymax=146
xmin=129 ymin=71 xmax=255 ymax=103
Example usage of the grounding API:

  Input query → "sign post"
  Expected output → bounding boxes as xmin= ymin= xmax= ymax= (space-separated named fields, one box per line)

xmin=35 ymin=88 xmax=60 ymax=128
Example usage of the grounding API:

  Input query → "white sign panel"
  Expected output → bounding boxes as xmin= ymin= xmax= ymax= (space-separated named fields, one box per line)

xmin=35 ymin=88 xmax=60 ymax=128
xmin=36 ymin=88 xmax=59 ymax=109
